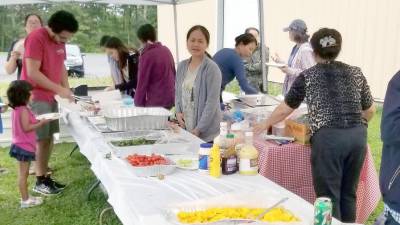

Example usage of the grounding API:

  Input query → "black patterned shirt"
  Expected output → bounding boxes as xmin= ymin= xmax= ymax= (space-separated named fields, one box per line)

xmin=285 ymin=61 xmax=374 ymax=135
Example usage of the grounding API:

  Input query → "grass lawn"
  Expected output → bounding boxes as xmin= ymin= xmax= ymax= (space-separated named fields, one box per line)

xmin=366 ymin=106 xmax=384 ymax=224
xmin=0 ymin=80 xmax=383 ymax=225
xmin=0 ymin=143 xmax=122 ymax=225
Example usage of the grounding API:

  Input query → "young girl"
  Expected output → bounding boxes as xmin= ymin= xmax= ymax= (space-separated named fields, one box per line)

xmin=7 ymin=80 xmax=50 ymax=208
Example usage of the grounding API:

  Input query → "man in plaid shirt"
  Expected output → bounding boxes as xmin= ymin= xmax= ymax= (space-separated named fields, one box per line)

xmin=381 ymin=70 xmax=400 ymax=225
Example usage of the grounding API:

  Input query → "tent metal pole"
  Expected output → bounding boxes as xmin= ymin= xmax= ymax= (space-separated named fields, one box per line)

xmin=173 ymin=0 xmax=180 ymax=62
xmin=258 ymin=0 xmax=268 ymax=93
xmin=216 ymin=0 xmax=225 ymax=51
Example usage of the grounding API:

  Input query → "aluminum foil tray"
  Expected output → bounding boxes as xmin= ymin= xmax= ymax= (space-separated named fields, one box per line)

xmin=103 ymin=107 xmax=171 ymax=131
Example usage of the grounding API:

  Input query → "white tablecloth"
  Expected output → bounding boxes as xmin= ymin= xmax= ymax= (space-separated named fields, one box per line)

xmin=64 ymin=111 xmax=344 ymax=225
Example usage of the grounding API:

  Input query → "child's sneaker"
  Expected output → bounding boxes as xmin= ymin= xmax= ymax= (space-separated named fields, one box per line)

xmin=20 ymin=196 xmax=43 ymax=208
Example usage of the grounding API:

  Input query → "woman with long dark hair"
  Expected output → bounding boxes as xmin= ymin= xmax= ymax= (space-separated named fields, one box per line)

xmin=104 ymin=37 xmax=139 ymax=97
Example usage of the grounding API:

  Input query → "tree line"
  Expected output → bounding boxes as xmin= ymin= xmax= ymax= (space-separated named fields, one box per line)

xmin=0 ymin=3 xmax=157 ymax=52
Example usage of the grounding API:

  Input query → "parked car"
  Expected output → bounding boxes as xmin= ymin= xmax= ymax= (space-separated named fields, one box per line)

xmin=65 ymin=44 xmax=85 ymax=77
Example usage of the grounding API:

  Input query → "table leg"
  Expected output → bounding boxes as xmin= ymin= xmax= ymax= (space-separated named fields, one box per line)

xmin=87 ymin=179 xmax=101 ymax=201
xmin=99 ymin=206 xmax=114 ymax=225
xmin=69 ymin=144 xmax=79 ymax=157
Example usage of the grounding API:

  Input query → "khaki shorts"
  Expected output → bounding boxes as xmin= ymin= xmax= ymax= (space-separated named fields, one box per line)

xmin=30 ymin=101 xmax=60 ymax=141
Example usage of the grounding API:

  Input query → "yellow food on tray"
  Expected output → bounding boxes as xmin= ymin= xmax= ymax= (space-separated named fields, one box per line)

xmin=177 ymin=207 xmax=300 ymax=224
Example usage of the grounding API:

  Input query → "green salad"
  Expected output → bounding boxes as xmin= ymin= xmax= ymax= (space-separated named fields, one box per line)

xmin=111 ymin=138 xmax=157 ymax=147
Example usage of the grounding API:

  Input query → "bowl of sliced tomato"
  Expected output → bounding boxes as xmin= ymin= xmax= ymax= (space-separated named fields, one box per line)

xmin=124 ymin=153 xmax=176 ymax=177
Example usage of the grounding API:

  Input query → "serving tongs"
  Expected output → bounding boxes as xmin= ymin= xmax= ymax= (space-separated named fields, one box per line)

xmin=72 ymin=95 xmax=94 ymax=105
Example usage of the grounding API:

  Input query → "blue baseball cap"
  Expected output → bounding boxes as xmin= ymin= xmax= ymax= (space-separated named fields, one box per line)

xmin=283 ymin=19 xmax=307 ymax=33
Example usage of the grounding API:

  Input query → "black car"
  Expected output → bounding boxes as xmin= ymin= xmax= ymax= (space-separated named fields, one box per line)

xmin=64 ymin=44 xmax=85 ymax=77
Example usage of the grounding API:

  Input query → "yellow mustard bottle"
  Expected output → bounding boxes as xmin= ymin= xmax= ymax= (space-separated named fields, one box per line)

xmin=209 ymin=144 xmax=221 ymax=178
xmin=239 ymin=132 xmax=259 ymax=175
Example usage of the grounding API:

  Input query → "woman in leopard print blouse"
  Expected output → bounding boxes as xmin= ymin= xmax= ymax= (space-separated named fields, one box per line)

xmin=254 ymin=28 xmax=376 ymax=223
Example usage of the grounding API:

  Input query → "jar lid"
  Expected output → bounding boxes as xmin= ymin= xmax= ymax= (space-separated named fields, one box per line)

xmin=226 ymin=134 xmax=235 ymax=139
xmin=200 ymin=143 xmax=213 ymax=148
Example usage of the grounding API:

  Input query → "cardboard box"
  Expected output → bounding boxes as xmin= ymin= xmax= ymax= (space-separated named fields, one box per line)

xmin=285 ymin=119 xmax=311 ymax=145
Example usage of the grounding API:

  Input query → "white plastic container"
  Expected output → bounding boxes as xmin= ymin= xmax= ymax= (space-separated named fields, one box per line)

xmin=213 ymin=122 xmax=229 ymax=154
xmin=198 ymin=143 xmax=212 ymax=174
xmin=121 ymin=155 xmax=176 ymax=177
xmin=239 ymin=132 xmax=259 ymax=176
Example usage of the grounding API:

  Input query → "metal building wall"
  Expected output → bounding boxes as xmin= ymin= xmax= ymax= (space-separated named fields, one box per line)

xmin=158 ymin=0 xmax=400 ymax=99
xmin=264 ymin=0 xmax=400 ymax=100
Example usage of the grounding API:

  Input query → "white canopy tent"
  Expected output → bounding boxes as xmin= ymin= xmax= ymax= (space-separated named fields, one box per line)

xmin=0 ymin=0 xmax=202 ymax=5
xmin=0 ymin=0 xmax=269 ymax=92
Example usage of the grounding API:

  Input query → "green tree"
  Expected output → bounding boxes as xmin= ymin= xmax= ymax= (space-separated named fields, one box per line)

xmin=0 ymin=3 xmax=157 ymax=52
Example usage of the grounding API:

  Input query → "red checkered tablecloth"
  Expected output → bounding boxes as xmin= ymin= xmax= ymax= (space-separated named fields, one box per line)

xmin=254 ymin=138 xmax=381 ymax=223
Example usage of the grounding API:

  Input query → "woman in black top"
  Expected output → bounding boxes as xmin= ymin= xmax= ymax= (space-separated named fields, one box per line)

xmin=104 ymin=37 xmax=139 ymax=98
xmin=254 ymin=28 xmax=376 ymax=223
xmin=4 ymin=14 xmax=43 ymax=79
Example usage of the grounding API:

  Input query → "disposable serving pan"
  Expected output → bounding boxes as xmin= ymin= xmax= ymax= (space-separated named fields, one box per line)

xmin=103 ymin=107 xmax=171 ymax=131
xmin=164 ymin=191 xmax=307 ymax=225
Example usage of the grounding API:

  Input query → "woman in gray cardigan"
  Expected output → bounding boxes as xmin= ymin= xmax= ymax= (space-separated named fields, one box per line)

xmin=175 ymin=25 xmax=222 ymax=142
